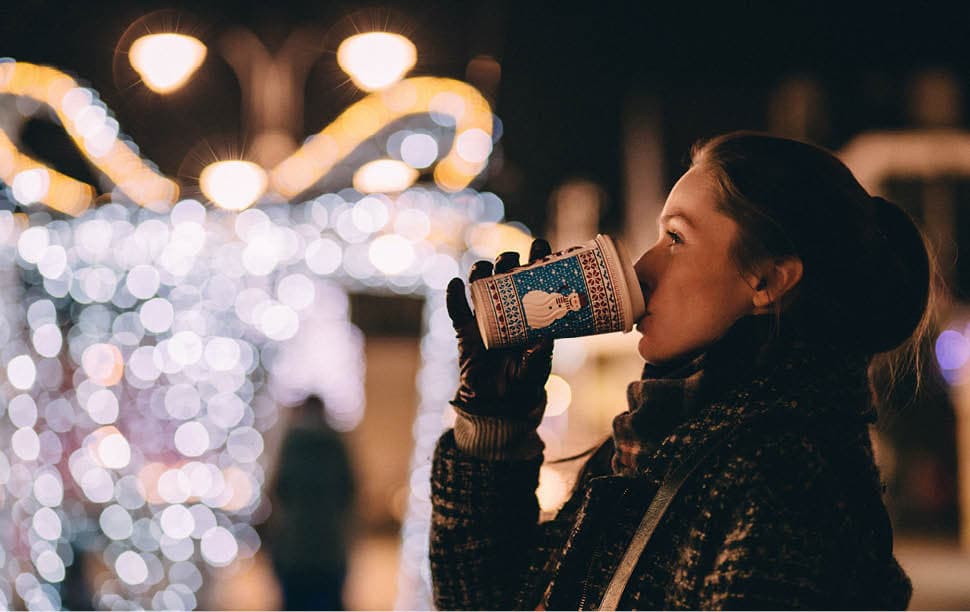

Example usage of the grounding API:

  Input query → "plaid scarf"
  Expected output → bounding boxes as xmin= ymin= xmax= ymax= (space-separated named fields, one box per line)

xmin=611 ymin=315 xmax=875 ymax=477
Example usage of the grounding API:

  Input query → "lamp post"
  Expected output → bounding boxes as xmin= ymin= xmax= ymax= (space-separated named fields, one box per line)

xmin=127 ymin=27 xmax=421 ymax=189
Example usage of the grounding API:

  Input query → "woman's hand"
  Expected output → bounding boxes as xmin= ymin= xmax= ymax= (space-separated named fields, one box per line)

xmin=446 ymin=239 xmax=554 ymax=417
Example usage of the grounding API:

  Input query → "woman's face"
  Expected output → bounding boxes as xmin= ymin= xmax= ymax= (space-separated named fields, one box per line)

xmin=633 ymin=166 xmax=758 ymax=364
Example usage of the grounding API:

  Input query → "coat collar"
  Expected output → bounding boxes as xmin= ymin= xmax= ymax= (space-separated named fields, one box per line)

xmin=611 ymin=315 xmax=874 ymax=478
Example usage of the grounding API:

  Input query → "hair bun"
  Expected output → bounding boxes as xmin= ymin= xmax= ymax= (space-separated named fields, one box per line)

xmin=857 ymin=196 xmax=931 ymax=354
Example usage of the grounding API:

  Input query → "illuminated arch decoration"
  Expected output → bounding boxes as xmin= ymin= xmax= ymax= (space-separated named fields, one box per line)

xmin=270 ymin=76 xmax=494 ymax=197
xmin=0 ymin=62 xmax=179 ymax=215
xmin=0 ymin=60 xmax=529 ymax=610
xmin=1 ymin=61 xmax=493 ymax=217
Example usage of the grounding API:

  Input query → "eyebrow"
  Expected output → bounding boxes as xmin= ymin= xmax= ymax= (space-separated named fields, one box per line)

xmin=659 ymin=211 xmax=696 ymax=229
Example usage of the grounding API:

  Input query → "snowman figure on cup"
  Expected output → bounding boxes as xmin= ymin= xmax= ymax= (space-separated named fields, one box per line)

xmin=521 ymin=284 xmax=589 ymax=330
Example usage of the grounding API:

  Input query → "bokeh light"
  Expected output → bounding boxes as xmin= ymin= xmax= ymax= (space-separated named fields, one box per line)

xmin=336 ymin=32 xmax=417 ymax=92
xmin=199 ymin=161 xmax=267 ymax=211
xmin=0 ymin=62 xmax=512 ymax=608
xmin=129 ymin=34 xmax=208 ymax=94
xmin=353 ymin=159 xmax=419 ymax=194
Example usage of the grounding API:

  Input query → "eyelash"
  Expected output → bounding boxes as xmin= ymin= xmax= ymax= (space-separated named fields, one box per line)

xmin=666 ymin=230 xmax=683 ymax=246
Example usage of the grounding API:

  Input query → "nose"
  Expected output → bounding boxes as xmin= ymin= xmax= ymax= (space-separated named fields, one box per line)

xmin=633 ymin=245 xmax=660 ymax=299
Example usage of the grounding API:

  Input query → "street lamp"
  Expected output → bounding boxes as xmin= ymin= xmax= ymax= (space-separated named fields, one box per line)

xmin=128 ymin=33 xmax=207 ymax=94
xmin=125 ymin=25 xmax=430 ymax=208
xmin=198 ymin=160 xmax=267 ymax=210
xmin=336 ymin=32 xmax=417 ymax=91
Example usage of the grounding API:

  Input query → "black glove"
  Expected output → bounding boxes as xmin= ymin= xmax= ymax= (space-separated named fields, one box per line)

xmin=446 ymin=239 xmax=554 ymax=417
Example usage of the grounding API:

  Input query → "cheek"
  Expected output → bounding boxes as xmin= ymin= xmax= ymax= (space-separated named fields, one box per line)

xmin=637 ymin=270 xmax=751 ymax=362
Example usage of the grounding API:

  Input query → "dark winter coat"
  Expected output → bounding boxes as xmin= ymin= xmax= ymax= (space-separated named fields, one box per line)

xmin=430 ymin=318 xmax=913 ymax=610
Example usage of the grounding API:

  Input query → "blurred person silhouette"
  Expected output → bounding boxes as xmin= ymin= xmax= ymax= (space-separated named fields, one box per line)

xmin=264 ymin=394 xmax=356 ymax=610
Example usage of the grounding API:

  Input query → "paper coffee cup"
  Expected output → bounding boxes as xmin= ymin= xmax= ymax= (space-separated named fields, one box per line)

xmin=470 ymin=234 xmax=646 ymax=349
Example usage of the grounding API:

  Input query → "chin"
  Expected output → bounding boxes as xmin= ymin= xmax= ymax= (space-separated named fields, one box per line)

xmin=637 ymin=333 xmax=700 ymax=366
xmin=636 ymin=335 xmax=663 ymax=363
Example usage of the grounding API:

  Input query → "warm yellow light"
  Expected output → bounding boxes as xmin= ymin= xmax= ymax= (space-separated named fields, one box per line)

xmin=0 ymin=62 xmax=178 ymax=214
xmin=352 ymin=159 xmax=418 ymax=194
xmin=466 ymin=222 xmax=533 ymax=261
xmin=200 ymin=161 xmax=267 ymax=210
xmin=337 ymin=32 xmax=417 ymax=91
xmin=270 ymin=77 xmax=493 ymax=198
xmin=545 ymin=375 xmax=573 ymax=417
xmin=129 ymin=33 xmax=207 ymax=94
xmin=536 ymin=466 xmax=570 ymax=513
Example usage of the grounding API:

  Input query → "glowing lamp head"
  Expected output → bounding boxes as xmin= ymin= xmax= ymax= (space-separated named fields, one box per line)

xmin=200 ymin=161 xmax=267 ymax=211
xmin=129 ymin=33 xmax=207 ymax=94
xmin=337 ymin=32 xmax=417 ymax=91
xmin=353 ymin=159 xmax=418 ymax=194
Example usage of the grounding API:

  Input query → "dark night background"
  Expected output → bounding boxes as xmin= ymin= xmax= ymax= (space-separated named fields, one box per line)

xmin=3 ymin=1 xmax=970 ymax=232
xmin=3 ymin=2 xmax=970 ymax=608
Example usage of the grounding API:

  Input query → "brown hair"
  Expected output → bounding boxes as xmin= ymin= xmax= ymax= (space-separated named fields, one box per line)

xmin=690 ymin=131 xmax=943 ymax=397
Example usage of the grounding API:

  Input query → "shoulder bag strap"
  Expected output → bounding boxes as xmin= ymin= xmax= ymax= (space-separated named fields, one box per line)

xmin=597 ymin=425 xmax=738 ymax=611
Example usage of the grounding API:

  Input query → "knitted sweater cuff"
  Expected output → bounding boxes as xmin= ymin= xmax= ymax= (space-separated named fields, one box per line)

xmin=452 ymin=401 xmax=545 ymax=461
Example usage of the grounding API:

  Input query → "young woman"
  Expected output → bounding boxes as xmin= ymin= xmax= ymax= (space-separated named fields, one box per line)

xmin=431 ymin=132 xmax=934 ymax=610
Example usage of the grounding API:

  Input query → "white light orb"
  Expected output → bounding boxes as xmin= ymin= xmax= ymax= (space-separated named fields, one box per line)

xmin=32 ymin=507 xmax=62 ymax=541
xmin=9 ymin=394 xmax=38 ymax=428
xmin=207 ymin=392 xmax=245 ymax=429
xmin=11 ymin=168 xmax=50 ymax=205
xmin=157 ymin=468 xmax=192 ymax=504
xmin=100 ymin=505 xmax=134 ymax=541
xmin=259 ymin=303 xmax=299 ymax=341
xmin=80 ymin=467 xmax=114 ymax=503
xmin=174 ymin=422 xmax=210 ymax=458
xmin=369 ymin=234 xmax=415 ymax=275
xmin=456 ymin=128 xmax=493 ymax=164
xmin=17 ymin=226 xmax=49 ymax=263
xmin=305 ymin=238 xmax=342 ymax=275
xmin=115 ymin=550 xmax=149 ymax=585
xmin=169 ymin=330 xmax=204 ymax=366
xmin=129 ymin=33 xmax=207 ymax=94
xmin=127 ymin=346 xmax=161 ymax=382
xmin=98 ymin=431 xmax=132 ymax=469
xmin=140 ymin=298 xmax=175 ymax=334
xmin=37 ymin=245 xmax=67 ymax=279
xmin=353 ymin=159 xmax=418 ymax=194
xmin=86 ymin=388 xmax=120 ymax=425
xmin=33 ymin=472 xmax=64 ymax=508
xmin=200 ymin=527 xmax=238 ymax=567
xmin=165 ymin=384 xmax=202 ymax=420
xmin=400 ymin=132 xmax=439 ymax=168
xmin=189 ymin=504 xmax=217 ymax=539
xmin=31 ymin=324 xmax=63 ymax=358
xmin=160 ymin=505 xmax=195 ymax=540
xmin=204 ymin=337 xmax=241 ymax=372
xmin=35 ymin=550 xmax=65 ymax=584
xmin=126 ymin=265 xmax=161 ymax=300
xmin=200 ymin=161 xmax=267 ymax=211
xmin=337 ymin=32 xmax=417 ymax=91
xmin=277 ymin=273 xmax=315 ymax=311
xmin=12 ymin=427 xmax=40 ymax=461
xmin=226 ymin=427 xmax=264 ymax=463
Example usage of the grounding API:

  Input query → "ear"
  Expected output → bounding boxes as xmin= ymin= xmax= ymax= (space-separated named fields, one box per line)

xmin=750 ymin=256 xmax=803 ymax=313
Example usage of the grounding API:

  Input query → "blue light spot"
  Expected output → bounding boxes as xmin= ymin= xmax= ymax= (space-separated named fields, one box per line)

xmin=935 ymin=329 xmax=970 ymax=371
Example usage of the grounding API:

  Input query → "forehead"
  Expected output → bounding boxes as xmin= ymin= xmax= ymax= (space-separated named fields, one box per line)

xmin=663 ymin=166 xmax=720 ymax=218
xmin=660 ymin=167 xmax=742 ymax=246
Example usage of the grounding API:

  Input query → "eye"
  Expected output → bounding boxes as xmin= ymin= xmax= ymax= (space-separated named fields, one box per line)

xmin=666 ymin=230 xmax=683 ymax=246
